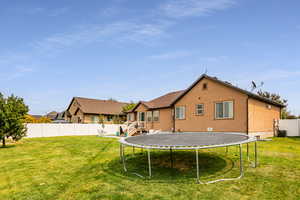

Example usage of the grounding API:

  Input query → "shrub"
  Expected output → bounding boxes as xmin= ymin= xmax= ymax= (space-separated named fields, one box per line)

xmin=277 ymin=130 xmax=287 ymax=137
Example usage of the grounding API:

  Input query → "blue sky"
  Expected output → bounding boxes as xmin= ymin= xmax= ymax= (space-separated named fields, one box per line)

xmin=1 ymin=0 xmax=300 ymax=115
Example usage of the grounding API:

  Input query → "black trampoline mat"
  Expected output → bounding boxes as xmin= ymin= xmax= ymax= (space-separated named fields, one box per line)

xmin=124 ymin=132 xmax=249 ymax=147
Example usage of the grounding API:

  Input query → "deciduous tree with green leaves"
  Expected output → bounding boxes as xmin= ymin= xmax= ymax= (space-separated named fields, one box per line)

xmin=256 ymin=90 xmax=290 ymax=119
xmin=122 ymin=102 xmax=137 ymax=113
xmin=0 ymin=93 xmax=29 ymax=147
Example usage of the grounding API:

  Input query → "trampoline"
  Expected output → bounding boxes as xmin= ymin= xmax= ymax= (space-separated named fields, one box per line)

xmin=119 ymin=132 xmax=258 ymax=184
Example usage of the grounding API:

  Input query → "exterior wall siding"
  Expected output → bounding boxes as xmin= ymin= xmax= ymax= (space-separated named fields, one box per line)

xmin=134 ymin=105 xmax=173 ymax=132
xmin=248 ymin=98 xmax=281 ymax=136
xmin=67 ymin=99 xmax=126 ymax=124
xmin=147 ymin=108 xmax=173 ymax=132
xmin=128 ymin=77 xmax=282 ymax=137
xmin=174 ymin=78 xmax=248 ymax=133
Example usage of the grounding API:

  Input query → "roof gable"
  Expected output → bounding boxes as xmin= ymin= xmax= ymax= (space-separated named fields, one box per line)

xmin=171 ymin=74 xmax=285 ymax=108
xmin=67 ymin=97 xmax=128 ymax=115
xmin=130 ymin=90 xmax=185 ymax=112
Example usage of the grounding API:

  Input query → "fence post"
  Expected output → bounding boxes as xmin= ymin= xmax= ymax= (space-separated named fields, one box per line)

xmin=298 ymin=119 xmax=300 ymax=136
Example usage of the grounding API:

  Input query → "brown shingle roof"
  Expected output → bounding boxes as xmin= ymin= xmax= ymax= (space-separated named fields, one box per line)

xmin=46 ymin=111 xmax=58 ymax=120
xmin=130 ymin=74 xmax=285 ymax=112
xmin=130 ymin=90 xmax=185 ymax=112
xmin=172 ymin=74 xmax=285 ymax=108
xmin=69 ymin=97 xmax=128 ymax=115
xmin=145 ymin=90 xmax=185 ymax=109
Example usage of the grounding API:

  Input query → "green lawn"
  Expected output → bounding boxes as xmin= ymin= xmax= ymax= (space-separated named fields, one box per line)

xmin=0 ymin=136 xmax=300 ymax=200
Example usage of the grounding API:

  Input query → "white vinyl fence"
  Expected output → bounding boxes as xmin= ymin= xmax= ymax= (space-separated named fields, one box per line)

xmin=279 ymin=119 xmax=300 ymax=137
xmin=26 ymin=123 xmax=126 ymax=138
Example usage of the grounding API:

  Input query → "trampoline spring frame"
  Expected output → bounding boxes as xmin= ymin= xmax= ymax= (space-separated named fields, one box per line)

xmin=196 ymin=144 xmax=244 ymax=184
xmin=119 ymin=133 xmax=258 ymax=184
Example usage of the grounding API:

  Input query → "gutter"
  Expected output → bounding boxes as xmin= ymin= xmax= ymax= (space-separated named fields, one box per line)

xmin=172 ymin=106 xmax=176 ymax=133
xmin=246 ymin=97 xmax=249 ymax=135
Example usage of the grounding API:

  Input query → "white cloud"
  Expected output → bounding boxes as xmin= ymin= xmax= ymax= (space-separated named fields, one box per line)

xmin=256 ymin=69 xmax=300 ymax=82
xmin=15 ymin=66 xmax=34 ymax=73
xmin=160 ymin=0 xmax=236 ymax=18
xmin=0 ymin=20 xmax=171 ymax=79
xmin=22 ymin=6 xmax=69 ymax=17
xmin=100 ymin=7 xmax=120 ymax=17
xmin=0 ymin=66 xmax=35 ymax=81
xmin=149 ymin=50 xmax=193 ymax=60
xmin=48 ymin=7 xmax=69 ymax=17
xmin=25 ymin=7 xmax=45 ymax=15
xmin=199 ymin=56 xmax=228 ymax=62
xmin=30 ymin=20 xmax=171 ymax=55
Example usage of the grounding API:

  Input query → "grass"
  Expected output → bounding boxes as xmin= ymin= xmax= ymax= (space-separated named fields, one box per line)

xmin=0 ymin=136 xmax=300 ymax=200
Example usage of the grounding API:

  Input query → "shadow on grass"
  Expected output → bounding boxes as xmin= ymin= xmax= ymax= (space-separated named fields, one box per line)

xmin=286 ymin=137 xmax=300 ymax=141
xmin=103 ymin=149 xmax=236 ymax=183
xmin=0 ymin=144 xmax=16 ymax=149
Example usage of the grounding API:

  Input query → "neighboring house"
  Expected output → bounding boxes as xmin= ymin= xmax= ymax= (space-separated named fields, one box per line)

xmin=66 ymin=97 xmax=128 ymax=124
xmin=127 ymin=74 xmax=285 ymax=138
xmin=52 ymin=111 xmax=69 ymax=123
xmin=46 ymin=111 xmax=58 ymax=121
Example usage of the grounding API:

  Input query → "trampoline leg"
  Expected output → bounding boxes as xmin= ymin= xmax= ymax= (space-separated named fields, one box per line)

xmin=119 ymin=143 xmax=122 ymax=163
xmin=247 ymin=143 xmax=249 ymax=161
xmin=121 ymin=144 xmax=127 ymax=172
xmin=196 ymin=149 xmax=201 ymax=184
xmin=147 ymin=149 xmax=152 ymax=178
xmin=239 ymin=144 xmax=244 ymax=178
xmin=254 ymin=141 xmax=258 ymax=168
xmin=225 ymin=146 xmax=228 ymax=154
xmin=170 ymin=148 xmax=173 ymax=168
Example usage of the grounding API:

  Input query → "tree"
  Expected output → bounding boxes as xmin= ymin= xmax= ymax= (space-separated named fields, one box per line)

xmin=24 ymin=115 xmax=52 ymax=123
xmin=24 ymin=115 xmax=37 ymax=123
xmin=257 ymin=90 xmax=290 ymax=119
xmin=37 ymin=117 xmax=52 ymax=123
xmin=0 ymin=93 xmax=29 ymax=147
xmin=122 ymin=102 xmax=137 ymax=113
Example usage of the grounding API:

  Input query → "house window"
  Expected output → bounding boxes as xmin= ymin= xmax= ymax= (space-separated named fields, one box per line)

xmin=130 ymin=113 xmax=135 ymax=121
xmin=153 ymin=111 xmax=160 ymax=122
xmin=127 ymin=114 xmax=130 ymax=121
xmin=127 ymin=113 xmax=133 ymax=121
xmin=91 ymin=116 xmax=99 ymax=123
xmin=138 ymin=112 xmax=145 ymax=122
xmin=175 ymin=106 xmax=185 ymax=120
xmin=215 ymin=101 xmax=234 ymax=119
xmin=127 ymin=113 xmax=134 ymax=122
xmin=107 ymin=115 xmax=113 ymax=121
xmin=146 ymin=111 xmax=153 ymax=122
xmin=203 ymin=83 xmax=208 ymax=90
xmin=196 ymin=104 xmax=204 ymax=115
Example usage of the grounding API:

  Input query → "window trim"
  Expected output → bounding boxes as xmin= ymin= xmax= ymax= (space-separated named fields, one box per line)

xmin=146 ymin=111 xmax=153 ymax=122
xmin=195 ymin=104 xmax=204 ymax=116
xmin=127 ymin=113 xmax=134 ymax=121
xmin=91 ymin=115 xmax=99 ymax=123
xmin=138 ymin=112 xmax=145 ymax=122
xmin=153 ymin=110 xmax=160 ymax=122
xmin=214 ymin=100 xmax=234 ymax=120
xmin=175 ymin=106 xmax=186 ymax=120
xmin=107 ymin=115 xmax=113 ymax=122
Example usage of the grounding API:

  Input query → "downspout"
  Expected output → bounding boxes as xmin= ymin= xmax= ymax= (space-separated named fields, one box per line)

xmin=246 ymin=97 xmax=249 ymax=135
xmin=172 ymin=107 xmax=175 ymax=133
